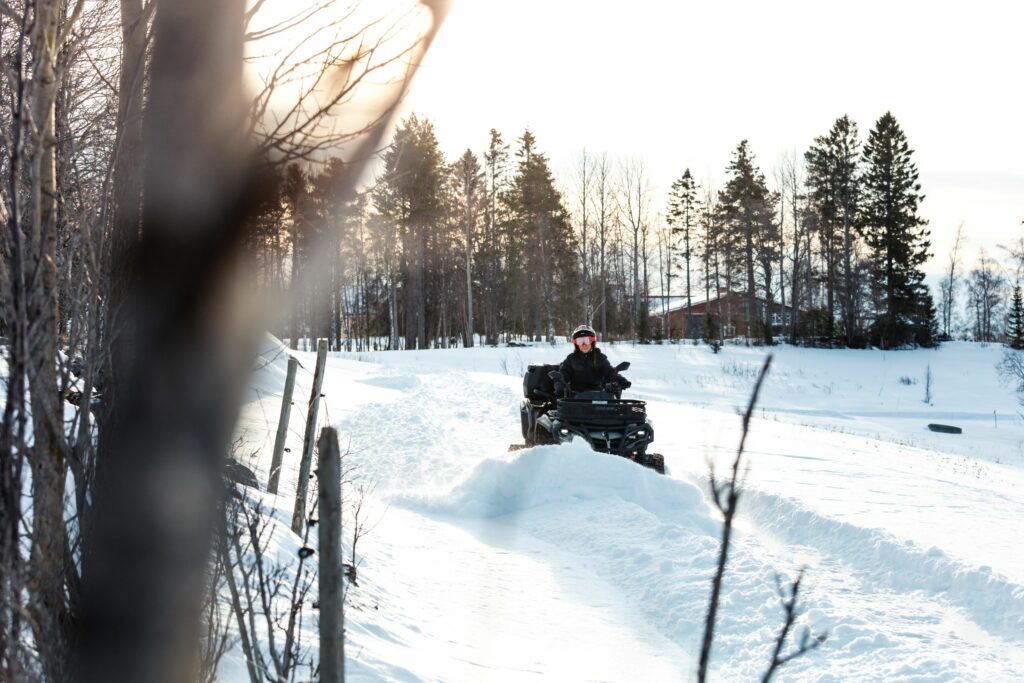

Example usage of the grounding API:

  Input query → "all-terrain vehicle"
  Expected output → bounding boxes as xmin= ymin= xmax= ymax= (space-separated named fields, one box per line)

xmin=513 ymin=361 xmax=666 ymax=474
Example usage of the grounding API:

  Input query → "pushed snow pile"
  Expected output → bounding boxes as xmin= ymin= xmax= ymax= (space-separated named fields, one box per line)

xmin=231 ymin=342 xmax=1024 ymax=680
xmin=399 ymin=443 xmax=715 ymax=532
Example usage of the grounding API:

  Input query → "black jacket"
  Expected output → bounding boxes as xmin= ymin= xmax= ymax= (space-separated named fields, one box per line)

xmin=558 ymin=347 xmax=626 ymax=393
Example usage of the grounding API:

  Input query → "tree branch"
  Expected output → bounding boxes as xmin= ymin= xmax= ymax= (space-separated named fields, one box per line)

xmin=698 ymin=354 xmax=772 ymax=683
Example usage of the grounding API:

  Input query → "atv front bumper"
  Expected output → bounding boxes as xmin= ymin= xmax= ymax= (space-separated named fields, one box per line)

xmin=548 ymin=417 xmax=654 ymax=457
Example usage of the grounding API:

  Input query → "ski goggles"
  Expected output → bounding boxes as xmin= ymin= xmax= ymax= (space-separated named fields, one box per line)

xmin=572 ymin=335 xmax=596 ymax=346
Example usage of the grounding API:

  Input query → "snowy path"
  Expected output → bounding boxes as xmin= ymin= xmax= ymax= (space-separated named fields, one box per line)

xmin=328 ymin=369 xmax=693 ymax=681
xmin=240 ymin=341 xmax=1024 ymax=681
xmin=345 ymin=507 xmax=690 ymax=682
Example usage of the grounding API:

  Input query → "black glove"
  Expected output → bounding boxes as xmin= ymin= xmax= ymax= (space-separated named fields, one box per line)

xmin=553 ymin=381 xmax=566 ymax=397
xmin=620 ymin=379 xmax=631 ymax=389
xmin=605 ymin=382 xmax=621 ymax=395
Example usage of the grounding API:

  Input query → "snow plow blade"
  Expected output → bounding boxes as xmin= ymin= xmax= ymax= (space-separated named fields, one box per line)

xmin=633 ymin=452 xmax=665 ymax=475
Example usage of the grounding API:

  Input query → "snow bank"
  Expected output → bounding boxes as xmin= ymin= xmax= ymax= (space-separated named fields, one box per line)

xmin=737 ymin=485 xmax=1024 ymax=642
xmin=400 ymin=443 xmax=712 ymax=533
xmin=228 ymin=340 xmax=1024 ymax=681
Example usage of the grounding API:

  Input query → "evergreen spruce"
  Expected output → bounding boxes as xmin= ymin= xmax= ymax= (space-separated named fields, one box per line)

xmin=718 ymin=141 xmax=779 ymax=345
xmin=480 ymin=129 xmax=510 ymax=344
xmin=702 ymin=313 xmax=722 ymax=353
xmin=506 ymin=130 xmax=575 ymax=340
xmin=668 ymin=169 xmax=699 ymax=330
xmin=804 ymin=115 xmax=861 ymax=346
xmin=373 ymin=115 xmax=447 ymax=349
xmin=1007 ymin=285 xmax=1024 ymax=349
xmin=913 ymin=289 xmax=939 ymax=348
xmin=453 ymin=149 xmax=484 ymax=347
xmin=860 ymin=112 xmax=931 ymax=348
xmin=638 ymin=300 xmax=652 ymax=343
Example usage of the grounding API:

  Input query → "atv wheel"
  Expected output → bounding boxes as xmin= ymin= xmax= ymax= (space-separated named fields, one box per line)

xmin=520 ymin=405 xmax=534 ymax=445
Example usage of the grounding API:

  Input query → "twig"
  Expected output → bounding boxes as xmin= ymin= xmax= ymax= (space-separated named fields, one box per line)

xmin=698 ymin=354 xmax=772 ymax=682
xmin=761 ymin=569 xmax=828 ymax=682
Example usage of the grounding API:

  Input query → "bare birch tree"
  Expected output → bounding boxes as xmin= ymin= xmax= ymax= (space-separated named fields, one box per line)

xmin=940 ymin=222 xmax=966 ymax=338
xmin=570 ymin=148 xmax=595 ymax=322
xmin=619 ymin=156 xmax=650 ymax=340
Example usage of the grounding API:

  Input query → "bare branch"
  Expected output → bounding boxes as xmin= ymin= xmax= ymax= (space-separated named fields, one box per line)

xmin=698 ymin=354 xmax=773 ymax=683
xmin=761 ymin=568 xmax=828 ymax=681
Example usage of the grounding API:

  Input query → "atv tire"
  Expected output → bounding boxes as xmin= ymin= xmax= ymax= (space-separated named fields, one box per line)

xmin=520 ymin=405 xmax=535 ymax=446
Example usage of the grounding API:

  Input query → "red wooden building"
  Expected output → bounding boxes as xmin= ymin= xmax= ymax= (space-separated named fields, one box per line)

xmin=651 ymin=291 xmax=797 ymax=340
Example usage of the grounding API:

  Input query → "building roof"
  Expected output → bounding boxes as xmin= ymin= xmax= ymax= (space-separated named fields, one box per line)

xmin=652 ymin=291 xmax=797 ymax=316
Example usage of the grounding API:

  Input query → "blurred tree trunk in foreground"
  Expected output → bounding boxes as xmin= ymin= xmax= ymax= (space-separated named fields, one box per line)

xmin=72 ymin=0 xmax=447 ymax=679
xmin=75 ymin=0 xmax=253 ymax=679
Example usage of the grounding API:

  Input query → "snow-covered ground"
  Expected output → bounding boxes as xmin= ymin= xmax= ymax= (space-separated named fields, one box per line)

xmin=235 ymin=339 xmax=1024 ymax=681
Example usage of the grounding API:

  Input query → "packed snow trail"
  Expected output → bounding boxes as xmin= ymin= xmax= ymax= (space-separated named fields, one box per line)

xmin=343 ymin=506 xmax=691 ymax=682
xmin=238 ymin=340 xmax=1024 ymax=681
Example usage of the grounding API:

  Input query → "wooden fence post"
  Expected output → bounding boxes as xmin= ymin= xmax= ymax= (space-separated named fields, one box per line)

xmin=291 ymin=339 xmax=328 ymax=534
xmin=267 ymin=356 xmax=298 ymax=494
xmin=317 ymin=427 xmax=343 ymax=683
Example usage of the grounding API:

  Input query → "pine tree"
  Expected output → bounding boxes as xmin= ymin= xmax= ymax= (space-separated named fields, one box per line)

xmin=282 ymin=164 xmax=313 ymax=348
xmin=696 ymin=187 xmax=720 ymax=321
xmin=718 ymin=141 xmax=779 ymax=344
xmin=373 ymin=115 xmax=447 ymax=349
xmin=913 ymin=289 xmax=939 ymax=348
xmin=805 ymin=115 xmax=861 ymax=345
xmin=860 ymin=112 xmax=931 ymax=348
xmin=480 ymin=129 xmax=510 ymax=344
xmin=668 ymin=169 xmax=699 ymax=334
xmin=702 ymin=312 xmax=721 ymax=353
xmin=452 ymin=149 xmax=483 ymax=346
xmin=505 ymin=129 xmax=574 ymax=340
xmin=1007 ymin=285 xmax=1024 ymax=349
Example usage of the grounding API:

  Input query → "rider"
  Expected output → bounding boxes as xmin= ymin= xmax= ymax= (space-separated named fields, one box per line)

xmin=556 ymin=324 xmax=630 ymax=396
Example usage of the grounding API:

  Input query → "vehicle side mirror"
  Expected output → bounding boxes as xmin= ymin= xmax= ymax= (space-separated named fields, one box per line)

xmin=614 ymin=361 xmax=630 ymax=372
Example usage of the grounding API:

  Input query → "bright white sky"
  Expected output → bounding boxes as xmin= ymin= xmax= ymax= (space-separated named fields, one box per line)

xmin=401 ymin=0 xmax=1023 ymax=276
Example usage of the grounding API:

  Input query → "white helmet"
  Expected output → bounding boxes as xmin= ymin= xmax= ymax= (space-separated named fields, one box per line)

xmin=571 ymin=324 xmax=597 ymax=340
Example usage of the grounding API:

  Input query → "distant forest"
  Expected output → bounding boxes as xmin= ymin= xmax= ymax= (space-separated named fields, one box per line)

xmin=259 ymin=112 xmax=1022 ymax=351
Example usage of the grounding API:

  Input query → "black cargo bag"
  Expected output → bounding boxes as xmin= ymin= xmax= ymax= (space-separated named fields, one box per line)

xmin=523 ymin=363 xmax=559 ymax=399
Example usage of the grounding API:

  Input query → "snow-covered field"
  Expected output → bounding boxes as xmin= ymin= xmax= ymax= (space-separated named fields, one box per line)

xmin=235 ymin=339 xmax=1024 ymax=682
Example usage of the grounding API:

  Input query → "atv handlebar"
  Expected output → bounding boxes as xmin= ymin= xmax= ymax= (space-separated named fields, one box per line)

xmin=546 ymin=368 xmax=632 ymax=400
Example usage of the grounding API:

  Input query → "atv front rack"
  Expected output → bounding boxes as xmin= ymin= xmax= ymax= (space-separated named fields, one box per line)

xmin=554 ymin=398 xmax=648 ymax=425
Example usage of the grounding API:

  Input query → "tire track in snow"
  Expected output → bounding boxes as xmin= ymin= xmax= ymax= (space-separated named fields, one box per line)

xmin=732 ymin=483 xmax=1024 ymax=643
xmin=410 ymin=445 xmax=1024 ymax=681
xmin=332 ymin=361 xmax=1023 ymax=680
